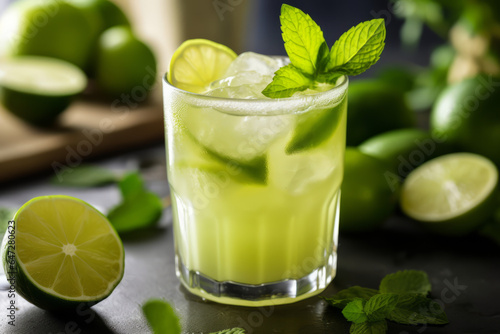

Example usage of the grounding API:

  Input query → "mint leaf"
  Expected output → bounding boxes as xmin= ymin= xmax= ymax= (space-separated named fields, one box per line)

xmin=280 ymin=4 xmax=326 ymax=75
xmin=387 ymin=293 xmax=449 ymax=325
xmin=343 ymin=299 xmax=368 ymax=324
xmin=118 ymin=171 xmax=146 ymax=199
xmin=327 ymin=19 xmax=386 ymax=76
xmin=210 ymin=328 xmax=246 ymax=334
xmin=51 ymin=165 xmax=118 ymax=187
xmin=107 ymin=172 xmax=163 ymax=233
xmin=323 ymin=286 xmax=379 ymax=308
xmin=142 ymin=299 xmax=181 ymax=334
xmin=350 ymin=320 xmax=387 ymax=334
xmin=262 ymin=64 xmax=313 ymax=98
xmin=364 ymin=293 xmax=399 ymax=322
xmin=379 ymin=270 xmax=431 ymax=295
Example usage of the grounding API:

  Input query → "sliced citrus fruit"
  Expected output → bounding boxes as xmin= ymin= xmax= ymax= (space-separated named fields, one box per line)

xmin=400 ymin=153 xmax=498 ymax=236
xmin=168 ymin=39 xmax=237 ymax=93
xmin=1 ymin=195 xmax=124 ymax=310
xmin=0 ymin=56 xmax=87 ymax=125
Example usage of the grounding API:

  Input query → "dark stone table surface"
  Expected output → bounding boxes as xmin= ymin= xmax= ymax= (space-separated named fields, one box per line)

xmin=0 ymin=144 xmax=499 ymax=334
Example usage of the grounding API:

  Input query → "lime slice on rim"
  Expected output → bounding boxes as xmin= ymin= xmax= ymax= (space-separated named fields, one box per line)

xmin=400 ymin=153 xmax=498 ymax=236
xmin=1 ymin=195 xmax=124 ymax=310
xmin=0 ymin=56 xmax=87 ymax=125
xmin=168 ymin=39 xmax=237 ymax=93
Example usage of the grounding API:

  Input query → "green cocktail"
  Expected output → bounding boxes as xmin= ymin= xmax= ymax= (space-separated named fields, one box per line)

xmin=163 ymin=3 xmax=385 ymax=306
xmin=164 ymin=50 xmax=348 ymax=306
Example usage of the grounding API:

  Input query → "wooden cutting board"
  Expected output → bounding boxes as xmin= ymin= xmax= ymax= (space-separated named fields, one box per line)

xmin=0 ymin=88 xmax=164 ymax=183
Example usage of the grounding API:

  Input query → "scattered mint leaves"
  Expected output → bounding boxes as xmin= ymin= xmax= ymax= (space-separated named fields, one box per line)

xmin=323 ymin=270 xmax=448 ymax=333
xmin=142 ymin=299 xmax=181 ymax=334
xmin=342 ymin=299 xmax=368 ymax=324
xmin=51 ymin=165 xmax=119 ymax=187
xmin=322 ymin=286 xmax=379 ymax=308
xmin=263 ymin=4 xmax=386 ymax=98
xmin=107 ymin=172 xmax=164 ymax=234
xmin=326 ymin=19 xmax=386 ymax=76
xmin=379 ymin=270 xmax=431 ymax=295
xmin=364 ymin=293 xmax=399 ymax=322
xmin=387 ymin=293 xmax=448 ymax=325
xmin=210 ymin=328 xmax=246 ymax=334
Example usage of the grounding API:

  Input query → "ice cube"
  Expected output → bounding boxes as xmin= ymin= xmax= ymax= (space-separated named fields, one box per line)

xmin=206 ymin=52 xmax=287 ymax=99
xmin=206 ymin=84 xmax=265 ymax=99
xmin=225 ymin=52 xmax=282 ymax=77
xmin=210 ymin=71 xmax=267 ymax=90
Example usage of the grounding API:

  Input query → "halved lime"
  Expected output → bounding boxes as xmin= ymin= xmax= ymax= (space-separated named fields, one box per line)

xmin=400 ymin=153 xmax=498 ymax=236
xmin=1 ymin=195 xmax=124 ymax=310
xmin=0 ymin=56 xmax=87 ymax=125
xmin=0 ymin=0 xmax=95 ymax=69
xmin=168 ymin=39 xmax=237 ymax=93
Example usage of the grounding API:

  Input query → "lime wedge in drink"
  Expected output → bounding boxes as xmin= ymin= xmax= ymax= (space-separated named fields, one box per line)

xmin=0 ymin=56 xmax=87 ymax=125
xmin=1 ymin=195 xmax=124 ymax=310
xmin=168 ymin=39 xmax=237 ymax=94
xmin=400 ymin=153 xmax=498 ymax=236
xmin=286 ymin=92 xmax=347 ymax=154
xmin=168 ymin=40 xmax=272 ymax=183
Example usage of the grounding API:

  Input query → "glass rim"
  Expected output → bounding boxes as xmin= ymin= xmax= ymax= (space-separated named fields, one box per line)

xmin=163 ymin=73 xmax=348 ymax=116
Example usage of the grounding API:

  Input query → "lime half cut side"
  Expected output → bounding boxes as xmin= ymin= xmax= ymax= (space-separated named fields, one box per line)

xmin=2 ymin=195 xmax=124 ymax=310
xmin=0 ymin=56 xmax=87 ymax=125
xmin=168 ymin=39 xmax=237 ymax=93
xmin=400 ymin=153 xmax=498 ymax=236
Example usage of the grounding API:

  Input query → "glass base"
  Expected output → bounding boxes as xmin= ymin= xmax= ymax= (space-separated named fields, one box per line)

xmin=176 ymin=252 xmax=337 ymax=307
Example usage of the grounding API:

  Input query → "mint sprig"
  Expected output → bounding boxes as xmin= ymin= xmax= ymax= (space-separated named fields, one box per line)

xmin=323 ymin=270 xmax=449 ymax=333
xmin=263 ymin=4 xmax=386 ymax=98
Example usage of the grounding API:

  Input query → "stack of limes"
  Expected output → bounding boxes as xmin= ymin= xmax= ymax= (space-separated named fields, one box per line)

xmin=0 ymin=0 xmax=157 ymax=126
xmin=341 ymin=71 xmax=500 ymax=238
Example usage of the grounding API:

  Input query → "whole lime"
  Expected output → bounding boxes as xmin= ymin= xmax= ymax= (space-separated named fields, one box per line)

xmin=66 ymin=0 xmax=130 ymax=34
xmin=430 ymin=74 xmax=500 ymax=166
xmin=346 ymin=79 xmax=415 ymax=146
xmin=340 ymin=147 xmax=400 ymax=232
xmin=95 ymin=26 xmax=157 ymax=98
xmin=359 ymin=128 xmax=445 ymax=179
xmin=0 ymin=0 xmax=95 ymax=69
